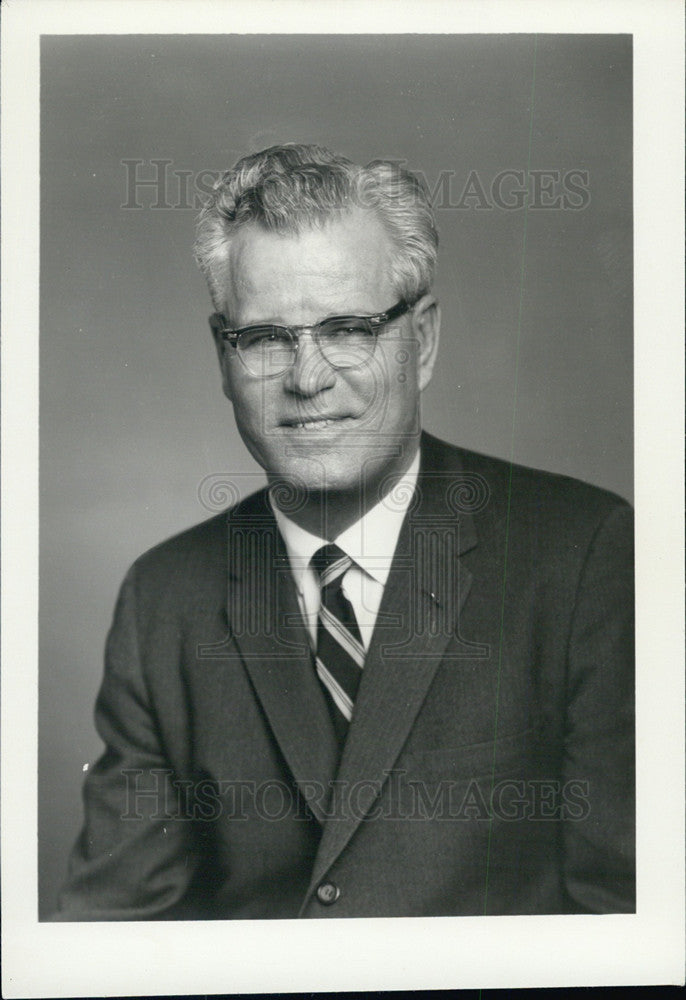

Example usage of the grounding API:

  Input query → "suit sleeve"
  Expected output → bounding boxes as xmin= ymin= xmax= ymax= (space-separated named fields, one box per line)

xmin=54 ymin=567 xmax=199 ymax=920
xmin=562 ymin=502 xmax=635 ymax=912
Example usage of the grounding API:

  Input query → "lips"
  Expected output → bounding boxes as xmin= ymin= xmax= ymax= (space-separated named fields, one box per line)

xmin=280 ymin=415 xmax=352 ymax=429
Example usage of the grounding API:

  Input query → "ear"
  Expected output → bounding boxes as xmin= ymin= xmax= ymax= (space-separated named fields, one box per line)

xmin=209 ymin=313 xmax=234 ymax=402
xmin=410 ymin=294 xmax=441 ymax=392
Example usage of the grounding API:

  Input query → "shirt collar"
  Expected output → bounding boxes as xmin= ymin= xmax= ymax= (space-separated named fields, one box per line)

xmin=270 ymin=448 xmax=420 ymax=593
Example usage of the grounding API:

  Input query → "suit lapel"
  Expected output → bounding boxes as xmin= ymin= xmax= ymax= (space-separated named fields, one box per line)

xmin=225 ymin=493 xmax=339 ymax=824
xmin=303 ymin=440 xmax=479 ymax=902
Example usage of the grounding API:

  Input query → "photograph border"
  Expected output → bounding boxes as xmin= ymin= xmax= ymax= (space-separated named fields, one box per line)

xmin=2 ymin=0 xmax=684 ymax=995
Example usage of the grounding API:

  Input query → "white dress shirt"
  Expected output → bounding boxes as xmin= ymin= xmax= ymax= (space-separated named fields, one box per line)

xmin=270 ymin=450 xmax=420 ymax=651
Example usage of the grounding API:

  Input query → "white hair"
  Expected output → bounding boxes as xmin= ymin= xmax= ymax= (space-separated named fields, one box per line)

xmin=194 ymin=143 xmax=438 ymax=310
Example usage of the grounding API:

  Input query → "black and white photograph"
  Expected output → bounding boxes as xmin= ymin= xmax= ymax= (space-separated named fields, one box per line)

xmin=2 ymin=0 xmax=683 ymax=995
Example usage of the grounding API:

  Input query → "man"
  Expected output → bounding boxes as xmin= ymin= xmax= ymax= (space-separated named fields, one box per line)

xmin=56 ymin=143 xmax=634 ymax=919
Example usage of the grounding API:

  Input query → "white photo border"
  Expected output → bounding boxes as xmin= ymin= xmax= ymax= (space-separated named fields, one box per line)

xmin=2 ymin=0 xmax=684 ymax=995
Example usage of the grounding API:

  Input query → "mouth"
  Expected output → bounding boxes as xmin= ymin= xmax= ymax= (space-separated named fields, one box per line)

xmin=280 ymin=415 xmax=353 ymax=430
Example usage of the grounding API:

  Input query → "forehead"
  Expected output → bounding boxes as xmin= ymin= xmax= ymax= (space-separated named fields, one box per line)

xmin=224 ymin=208 xmax=396 ymax=320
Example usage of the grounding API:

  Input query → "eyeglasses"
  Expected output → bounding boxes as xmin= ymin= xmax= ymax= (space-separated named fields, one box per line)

xmin=209 ymin=299 xmax=413 ymax=378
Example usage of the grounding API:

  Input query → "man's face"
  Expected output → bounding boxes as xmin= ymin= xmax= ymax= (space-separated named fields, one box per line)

xmin=213 ymin=207 xmax=440 ymax=498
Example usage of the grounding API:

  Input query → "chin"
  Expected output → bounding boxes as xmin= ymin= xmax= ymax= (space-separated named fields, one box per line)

xmin=267 ymin=453 xmax=366 ymax=495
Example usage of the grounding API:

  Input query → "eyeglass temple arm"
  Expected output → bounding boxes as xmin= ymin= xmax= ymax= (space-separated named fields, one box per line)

xmin=208 ymin=313 xmax=239 ymax=346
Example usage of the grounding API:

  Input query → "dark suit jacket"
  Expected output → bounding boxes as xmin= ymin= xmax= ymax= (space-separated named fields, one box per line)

xmin=56 ymin=433 xmax=635 ymax=919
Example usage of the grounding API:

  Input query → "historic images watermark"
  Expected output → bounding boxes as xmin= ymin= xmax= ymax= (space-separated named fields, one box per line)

xmin=120 ymin=158 xmax=591 ymax=212
xmin=120 ymin=768 xmax=591 ymax=823
xmin=196 ymin=469 xmax=491 ymax=518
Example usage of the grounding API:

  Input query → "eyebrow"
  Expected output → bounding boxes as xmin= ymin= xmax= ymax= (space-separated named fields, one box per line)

xmin=231 ymin=305 xmax=382 ymax=329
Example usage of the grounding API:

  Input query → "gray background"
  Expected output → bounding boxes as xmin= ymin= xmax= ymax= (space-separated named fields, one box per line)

xmin=39 ymin=34 xmax=632 ymax=916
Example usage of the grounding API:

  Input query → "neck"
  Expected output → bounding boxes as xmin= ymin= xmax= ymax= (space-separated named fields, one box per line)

xmin=269 ymin=445 xmax=420 ymax=540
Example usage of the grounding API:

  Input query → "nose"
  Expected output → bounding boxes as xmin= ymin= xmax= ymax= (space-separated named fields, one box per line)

xmin=283 ymin=329 xmax=336 ymax=397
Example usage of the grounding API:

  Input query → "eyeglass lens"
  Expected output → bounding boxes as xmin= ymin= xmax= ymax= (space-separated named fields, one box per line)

xmin=238 ymin=317 xmax=377 ymax=377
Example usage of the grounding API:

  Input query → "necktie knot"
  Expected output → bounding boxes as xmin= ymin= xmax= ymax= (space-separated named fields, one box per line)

xmin=311 ymin=543 xmax=352 ymax=589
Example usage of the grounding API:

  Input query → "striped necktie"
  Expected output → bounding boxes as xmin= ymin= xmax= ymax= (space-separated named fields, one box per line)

xmin=311 ymin=543 xmax=365 ymax=741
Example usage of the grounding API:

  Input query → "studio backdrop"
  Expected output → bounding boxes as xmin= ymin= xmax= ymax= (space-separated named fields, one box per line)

xmin=39 ymin=33 xmax=632 ymax=916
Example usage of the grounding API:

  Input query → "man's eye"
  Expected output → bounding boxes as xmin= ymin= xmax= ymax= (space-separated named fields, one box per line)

xmin=325 ymin=321 xmax=370 ymax=337
xmin=241 ymin=328 xmax=289 ymax=348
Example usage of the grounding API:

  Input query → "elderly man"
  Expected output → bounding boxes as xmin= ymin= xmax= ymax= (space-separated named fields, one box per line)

xmin=57 ymin=143 xmax=634 ymax=919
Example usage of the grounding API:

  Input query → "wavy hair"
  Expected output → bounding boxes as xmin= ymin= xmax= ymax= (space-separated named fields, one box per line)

xmin=194 ymin=143 xmax=438 ymax=310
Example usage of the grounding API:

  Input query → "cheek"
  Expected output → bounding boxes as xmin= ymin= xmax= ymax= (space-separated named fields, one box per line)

xmin=347 ymin=351 xmax=409 ymax=408
xmin=226 ymin=379 xmax=268 ymax=434
xmin=365 ymin=349 xmax=420 ymax=419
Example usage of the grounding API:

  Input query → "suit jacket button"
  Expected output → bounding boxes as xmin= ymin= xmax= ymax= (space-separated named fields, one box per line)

xmin=316 ymin=881 xmax=340 ymax=905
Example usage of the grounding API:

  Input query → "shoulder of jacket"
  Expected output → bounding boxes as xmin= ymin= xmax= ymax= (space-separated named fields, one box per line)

xmin=421 ymin=432 xmax=631 ymax=527
xmin=130 ymin=487 xmax=271 ymax=585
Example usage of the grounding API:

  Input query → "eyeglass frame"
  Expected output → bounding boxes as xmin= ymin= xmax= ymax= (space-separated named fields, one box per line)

xmin=209 ymin=298 xmax=414 ymax=378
